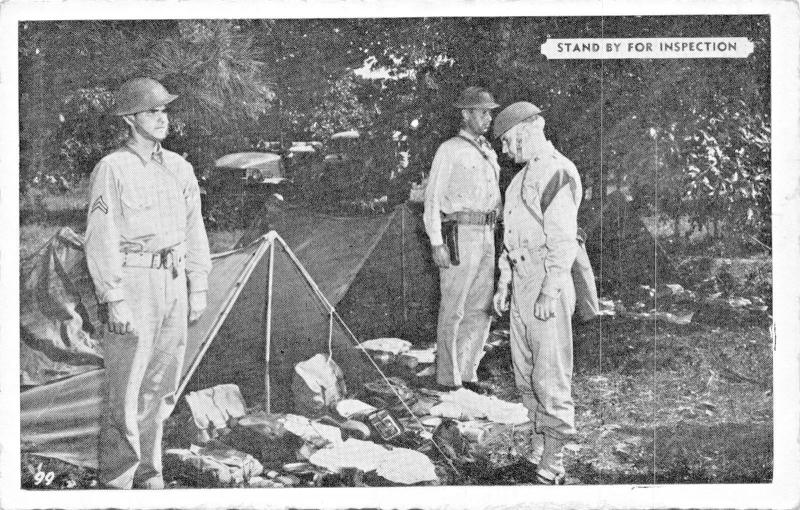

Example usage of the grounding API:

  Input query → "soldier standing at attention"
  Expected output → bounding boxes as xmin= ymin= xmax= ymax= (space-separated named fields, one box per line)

xmin=492 ymin=102 xmax=582 ymax=485
xmin=423 ymin=86 xmax=502 ymax=393
xmin=84 ymin=77 xmax=212 ymax=489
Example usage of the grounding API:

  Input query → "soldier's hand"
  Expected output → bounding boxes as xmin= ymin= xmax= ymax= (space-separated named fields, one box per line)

xmin=533 ymin=293 xmax=556 ymax=321
xmin=493 ymin=285 xmax=510 ymax=315
xmin=188 ymin=291 xmax=207 ymax=323
xmin=432 ymin=244 xmax=451 ymax=268
xmin=107 ymin=300 xmax=136 ymax=335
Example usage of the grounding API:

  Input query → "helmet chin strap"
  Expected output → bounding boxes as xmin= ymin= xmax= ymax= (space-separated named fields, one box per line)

xmin=124 ymin=115 xmax=165 ymax=149
xmin=514 ymin=120 xmax=548 ymax=162
xmin=528 ymin=133 xmax=549 ymax=155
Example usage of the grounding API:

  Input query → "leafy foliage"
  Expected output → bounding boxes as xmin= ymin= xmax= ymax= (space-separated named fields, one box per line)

xmin=683 ymin=108 xmax=770 ymax=244
xmin=19 ymin=20 xmax=272 ymax=184
xmin=19 ymin=16 xmax=770 ymax=246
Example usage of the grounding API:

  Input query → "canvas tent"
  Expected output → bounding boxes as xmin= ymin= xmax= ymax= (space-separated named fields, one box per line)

xmin=21 ymin=204 xmax=436 ymax=468
xmin=267 ymin=203 xmax=438 ymax=343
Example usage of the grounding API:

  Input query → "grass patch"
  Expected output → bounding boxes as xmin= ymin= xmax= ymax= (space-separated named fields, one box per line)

xmin=17 ymin=195 xmax=773 ymax=487
xmin=20 ymin=178 xmax=246 ymax=258
xmin=20 ymin=181 xmax=90 ymax=225
xmin=20 ymin=181 xmax=90 ymax=262
xmin=571 ymin=421 xmax=772 ymax=484
xmin=477 ymin=316 xmax=772 ymax=484
xmin=567 ymin=317 xmax=772 ymax=484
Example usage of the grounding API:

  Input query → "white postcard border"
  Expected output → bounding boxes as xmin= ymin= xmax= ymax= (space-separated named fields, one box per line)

xmin=1 ymin=1 xmax=797 ymax=509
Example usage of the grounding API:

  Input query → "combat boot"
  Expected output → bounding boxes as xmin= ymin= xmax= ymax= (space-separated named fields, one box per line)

xmin=535 ymin=434 xmax=566 ymax=485
xmin=134 ymin=475 xmax=165 ymax=489
xmin=526 ymin=429 xmax=545 ymax=465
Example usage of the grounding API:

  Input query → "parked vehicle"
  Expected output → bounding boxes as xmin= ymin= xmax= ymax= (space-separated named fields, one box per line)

xmin=319 ymin=130 xmax=369 ymax=202
xmin=201 ymin=151 xmax=291 ymax=228
xmin=324 ymin=130 xmax=361 ymax=165
xmin=214 ymin=151 xmax=288 ymax=185
xmin=284 ymin=141 xmax=323 ymax=183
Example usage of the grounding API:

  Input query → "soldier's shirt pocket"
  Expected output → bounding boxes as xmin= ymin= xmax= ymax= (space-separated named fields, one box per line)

xmin=120 ymin=191 xmax=156 ymax=238
xmin=447 ymin=160 xmax=480 ymax=199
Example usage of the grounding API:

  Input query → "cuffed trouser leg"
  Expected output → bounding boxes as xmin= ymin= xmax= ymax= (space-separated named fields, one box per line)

xmin=509 ymin=266 xmax=576 ymax=440
xmin=538 ymin=434 xmax=566 ymax=480
xmin=135 ymin=271 xmax=187 ymax=485
xmin=436 ymin=225 xmax=494 ymax=387
xmin=99 ymin=267 xmax=186 ymax=489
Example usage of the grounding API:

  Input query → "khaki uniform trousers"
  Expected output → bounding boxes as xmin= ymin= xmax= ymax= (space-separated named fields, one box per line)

xmin=509 ymin=252 xmax=576 ymax=440
xmin=436 ymin=224 xmax=494 ymax=387
xmin=99 ymin=264 xmax=187 ymax=489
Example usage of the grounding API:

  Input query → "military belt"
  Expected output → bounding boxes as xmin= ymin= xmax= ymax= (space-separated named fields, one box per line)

xmin=122 ymin=245 xmax=185 ymax=278
xmin=443 ymin=210 xmax=498 ymax=226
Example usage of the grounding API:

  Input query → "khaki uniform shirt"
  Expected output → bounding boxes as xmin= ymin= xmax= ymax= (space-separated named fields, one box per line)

xmin=499 ymin=141 xmax=582 ymax=297
xmin=85 ymin=141 xmax=212 ymax=303
xmin=423 ymin=130 xmax=502 ymax=246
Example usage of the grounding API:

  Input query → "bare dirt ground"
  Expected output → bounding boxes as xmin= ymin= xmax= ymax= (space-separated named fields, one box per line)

xmin=19 ymin=195 xmax=772 ymax=488
xmin=20 ymin=316 xmax=772 ymax=488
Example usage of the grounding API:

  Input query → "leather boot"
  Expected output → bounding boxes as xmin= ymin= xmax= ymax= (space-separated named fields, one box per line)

xmin=535 ymin=435 xmax=566 ymax=485
xmin=134 ymin=475 xmax=165 ymax=490
xmin=526 ymin=430 xmax=545 ymax=465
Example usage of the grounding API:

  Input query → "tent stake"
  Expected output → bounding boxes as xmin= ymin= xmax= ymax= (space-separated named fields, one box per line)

xmin=263 ymin=239 xmax=275 ymax=413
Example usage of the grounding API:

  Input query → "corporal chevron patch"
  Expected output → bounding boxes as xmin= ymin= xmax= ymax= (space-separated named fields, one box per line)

xmin=91 ymin=195 xmax=108 ymax=214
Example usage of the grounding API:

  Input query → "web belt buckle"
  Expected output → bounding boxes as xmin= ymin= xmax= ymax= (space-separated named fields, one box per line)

xmin=155 ymin=249 xmax=179 ymax=279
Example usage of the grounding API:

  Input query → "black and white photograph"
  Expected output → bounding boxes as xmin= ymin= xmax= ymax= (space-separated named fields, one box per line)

xmin=1 ymin=1 xmax=798 ymax=509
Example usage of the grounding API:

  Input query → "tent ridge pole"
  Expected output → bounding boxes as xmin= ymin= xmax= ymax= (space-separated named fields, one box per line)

xmin=175 ymin=240 xmax=271 ymax=398
xmin=264 ymin=239 xmax=275 ymax=413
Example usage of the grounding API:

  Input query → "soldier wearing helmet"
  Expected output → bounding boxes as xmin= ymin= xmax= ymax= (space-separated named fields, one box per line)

xmin=84 ymin=77 xmax=212 ymax=489
xmin=423 ymin=86 xmax=501 ymax=394
xmin=491 ymin=101 xmax=583 ymax=485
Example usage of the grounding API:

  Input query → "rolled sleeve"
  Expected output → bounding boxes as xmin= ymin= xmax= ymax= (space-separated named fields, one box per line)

xmin=84 ymin=161 xmax=124 ymax=303
xmin=541 ymin=185 xmax=578 ymax=297
xmin=183 ymin=164 xmax=212 ymax=293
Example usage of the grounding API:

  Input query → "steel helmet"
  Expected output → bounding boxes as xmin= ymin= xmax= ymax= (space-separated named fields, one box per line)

xmin=452 ymin=86 xmax=500 ymax=109
xmin=111 ymin=77 xmax=178 ymax=116
xmin=492 ymin=101 xmax=542 ymax=139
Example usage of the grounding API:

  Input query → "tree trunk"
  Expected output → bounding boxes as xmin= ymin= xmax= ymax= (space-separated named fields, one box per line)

xmin=21 ymin=46 xmax=62 ymax=189
xmin=673 ymin=214 xmax=681 ymax=242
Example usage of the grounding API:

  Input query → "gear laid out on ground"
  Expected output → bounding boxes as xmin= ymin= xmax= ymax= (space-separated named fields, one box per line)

xmin=154 ymin=330 xmax=539 ymax=489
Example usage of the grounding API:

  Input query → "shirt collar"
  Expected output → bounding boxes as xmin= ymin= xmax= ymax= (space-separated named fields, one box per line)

xmin=532 ymin=140 xmax=556 ymax=162
xmin=125 ymin=140 xmax=164 ymax=166
xmin=458 ymin=129 xmax=490 ymax=148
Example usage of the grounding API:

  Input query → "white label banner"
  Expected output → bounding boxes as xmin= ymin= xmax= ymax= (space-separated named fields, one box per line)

xmin=541 ymin=37 xmax=754 ymax=59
